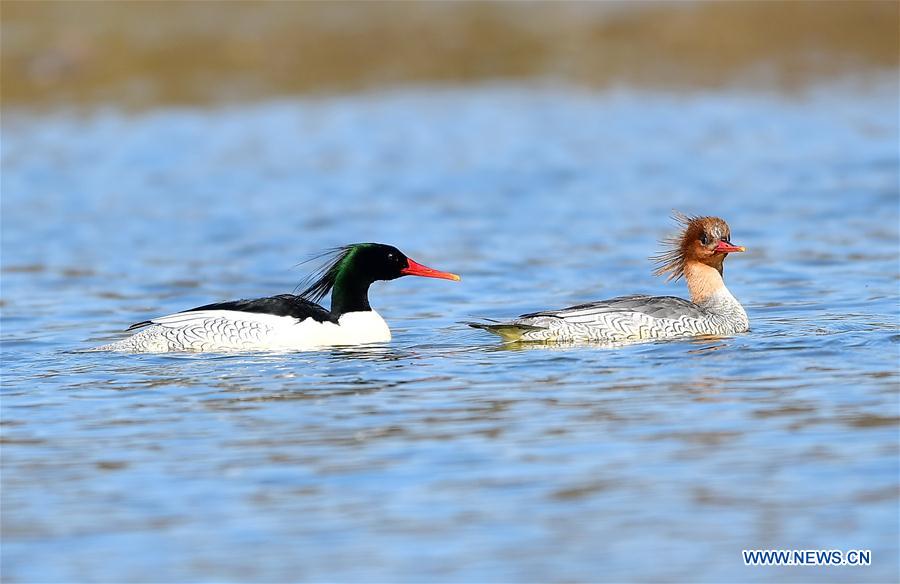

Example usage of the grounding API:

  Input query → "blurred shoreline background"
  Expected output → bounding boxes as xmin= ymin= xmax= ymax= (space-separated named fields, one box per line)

xmin=3 ymin=0 xmax=898 ymax=109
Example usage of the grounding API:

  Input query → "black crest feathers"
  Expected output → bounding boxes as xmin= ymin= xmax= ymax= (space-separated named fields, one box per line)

xmin=295 ymin=245 xmax=361 ymax=303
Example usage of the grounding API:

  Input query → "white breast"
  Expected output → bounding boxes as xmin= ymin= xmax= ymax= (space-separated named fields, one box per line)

xmin=334 ymin=311 xmax=392 ymax=345
xmin=254 ymin=311 xmax=390 ymax=350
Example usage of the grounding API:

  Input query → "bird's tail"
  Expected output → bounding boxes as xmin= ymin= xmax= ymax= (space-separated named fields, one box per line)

xmin=466 ymin=321 xmax=545 ymax=342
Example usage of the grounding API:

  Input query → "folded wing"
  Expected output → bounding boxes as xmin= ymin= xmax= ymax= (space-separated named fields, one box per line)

xmin=127 ymin=294 xmax=335 ymax=331
xmin=520 ymin=294 xmax=706 ymax=322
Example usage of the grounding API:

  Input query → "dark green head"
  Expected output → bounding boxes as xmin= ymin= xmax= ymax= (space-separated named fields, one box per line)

xmin=298 ymin=243 xmax=459 ymax=316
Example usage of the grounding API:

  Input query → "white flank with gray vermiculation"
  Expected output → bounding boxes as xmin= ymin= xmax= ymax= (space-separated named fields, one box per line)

xmin=492 ymin=287 xmax=749 ymax=343
xmin=92 ymin=310 xmax=391 ymax=352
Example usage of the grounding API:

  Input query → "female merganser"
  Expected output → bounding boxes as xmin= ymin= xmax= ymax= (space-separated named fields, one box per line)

xmin=469 ymin=214 xmax=748 ymax=344
xmin=93 ymin=243 xmax=460 ymax=352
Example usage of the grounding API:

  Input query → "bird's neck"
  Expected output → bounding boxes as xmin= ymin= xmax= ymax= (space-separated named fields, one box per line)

xmin=330 ymin=272 xmax=373 ymax=316
xmin=684 ymin=261 xmax=725 ymax=304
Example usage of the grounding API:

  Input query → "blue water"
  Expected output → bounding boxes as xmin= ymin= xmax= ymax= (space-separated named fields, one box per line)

xmin=2 ymin=81 xmax=898 ymax=582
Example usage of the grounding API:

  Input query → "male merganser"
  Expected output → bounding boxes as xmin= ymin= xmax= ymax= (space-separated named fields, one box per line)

xmin=469 ymin=214 xmax=748 ymax=344
xmin=93 ymin=243 xmax=460 ymax=352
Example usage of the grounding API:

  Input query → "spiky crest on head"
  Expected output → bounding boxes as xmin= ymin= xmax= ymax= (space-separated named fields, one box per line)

xmin=651 ymin=211 xmax=696 ymax=282
xmin=296 ymin=244 xmax=367 ymax=303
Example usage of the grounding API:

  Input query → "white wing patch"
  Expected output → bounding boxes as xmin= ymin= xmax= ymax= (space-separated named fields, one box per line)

xmin=149 ymin=310 xmax=299 ymax=329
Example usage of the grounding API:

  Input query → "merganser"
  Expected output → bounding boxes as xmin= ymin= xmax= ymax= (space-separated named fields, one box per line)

xmin=469 ymin=214 xmax=748 ymax=344
xmin=93 ymin=243 xmax=460 ymax=352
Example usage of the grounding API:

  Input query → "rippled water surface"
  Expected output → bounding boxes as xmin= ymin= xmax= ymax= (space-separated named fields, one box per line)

xmin=2 ymin=82 xmax=898 ymax=582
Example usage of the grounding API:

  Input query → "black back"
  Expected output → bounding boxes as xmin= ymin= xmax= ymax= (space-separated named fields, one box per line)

xmin=187 ymin=294 xmax=338 ymax=323
xmin=126 ymin=294 xmax=335 ymax=331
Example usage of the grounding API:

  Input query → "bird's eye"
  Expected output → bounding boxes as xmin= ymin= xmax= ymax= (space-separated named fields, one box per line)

xmin=699 ymin=233 xmax=709 ymax=245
